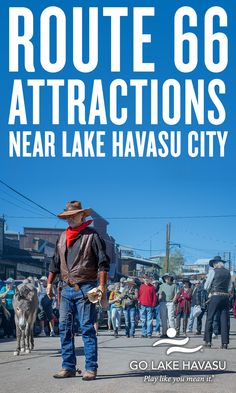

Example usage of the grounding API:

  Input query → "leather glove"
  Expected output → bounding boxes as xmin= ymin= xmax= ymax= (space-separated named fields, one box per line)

xmin=98 ymin=271 xmax=108 ymax=309
xmin=46 ymin=284 xmax=54 ymax=299
xmin=97 ymin=285 xmax=108 ymax=309
xmin=46 ymin=272 xmax=57 ymax=299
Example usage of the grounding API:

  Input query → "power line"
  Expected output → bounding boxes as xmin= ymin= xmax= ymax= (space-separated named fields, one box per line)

xmin=0 ymin=179 xmax=56 ymax=217
xmin=118 ymin=245 xmax=165 ymax=253
xmin=0 ymin=178 xmax=235 ymax=221
xmin=4 ymin=214 xmax=236 ymax=220
xmin=0 ymin=186 xmax=47 ymax=216
xmin=5 ymin=216 xmax=56 ymax=219
xmin=180 ymin=243 xmax=234 ymax=253
xmin=0 ymin=197 xmax=46 ymax=217
xmin=105 ymin=214 xmax=236 ymax=220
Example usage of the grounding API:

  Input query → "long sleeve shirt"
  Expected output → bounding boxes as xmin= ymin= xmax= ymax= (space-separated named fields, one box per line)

xmin=204 ymin=269 xmax=215 ymax=292
xmin=138 ymin=283 xmax=157 ymax=307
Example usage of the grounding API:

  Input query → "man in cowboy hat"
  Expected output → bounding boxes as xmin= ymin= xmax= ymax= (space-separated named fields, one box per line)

xmin=120 ymin=278 xmax=138 ymax=338
xmin=158 ymin=273 xmax=177 ymax=338
xmin=46 ymin=201 xmax=110 ymax=380
xmin=204 ymin=256 xmax=231 ymax=349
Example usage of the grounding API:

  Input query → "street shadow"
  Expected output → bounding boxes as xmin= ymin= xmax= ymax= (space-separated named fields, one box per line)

xmin=99 ymin=342 xmax=236 ymax=351
xmin=0 ymin=348 xmax=61 ymax=353
xmin=100 ymin=344 xmax=157 ymax=349
xmin=50 ymin=347 xmax=84 ymax=357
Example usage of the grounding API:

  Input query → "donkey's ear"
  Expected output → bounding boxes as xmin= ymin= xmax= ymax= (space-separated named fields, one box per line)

xmin=14 ymin=287 xmax=21 ymax=301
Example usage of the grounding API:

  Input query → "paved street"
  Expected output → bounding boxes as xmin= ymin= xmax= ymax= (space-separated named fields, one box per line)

xmin=0 ymin=317 xmax=236 ymax=393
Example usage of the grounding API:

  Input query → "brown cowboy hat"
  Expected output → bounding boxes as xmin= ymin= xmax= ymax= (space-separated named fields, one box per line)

xmin=57 ymin=201 xmax=92 ymax=219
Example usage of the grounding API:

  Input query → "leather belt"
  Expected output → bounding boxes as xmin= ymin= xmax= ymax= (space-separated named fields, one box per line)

xmin=211 ymin=292 xmax=228 ymax=296
xmin=62 ymin=282 xmax=80 ymax=291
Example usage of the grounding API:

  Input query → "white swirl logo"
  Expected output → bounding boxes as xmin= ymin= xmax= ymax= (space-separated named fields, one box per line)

xmin=153 ymin=328 xmax=203 ymax=355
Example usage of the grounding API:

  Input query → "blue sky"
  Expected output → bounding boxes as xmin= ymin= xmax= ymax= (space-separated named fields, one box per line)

xmin=0 ymin=0 xmax=235 ymax=265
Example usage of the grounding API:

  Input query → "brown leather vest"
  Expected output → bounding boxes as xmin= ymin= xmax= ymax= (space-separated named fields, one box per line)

xmin=57 ymin=230 xmax=98 ymax=284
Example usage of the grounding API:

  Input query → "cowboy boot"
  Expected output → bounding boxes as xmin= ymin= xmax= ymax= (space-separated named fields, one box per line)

xmin=53 ymin=369 xmax=76 ymax=378
xmin=82 ymin=370 xmax=97 ymax=381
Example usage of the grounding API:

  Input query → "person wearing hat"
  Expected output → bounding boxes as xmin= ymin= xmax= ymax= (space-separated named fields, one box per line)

xmin=46 ymin=201 xmax=110 ymax=380
xmin=0 ymin=278 xmax=15 ymax=337
xmin=204 ymin=256 xmax=231 ymax=349
xmin=175 ymin=278 xmax=192 ymax=336
xmin=158 ymin=273 xmax=178 ymax=338
xmin=118 ymin=277 xmax=126 ymax=328
xmin=109 ymin=282 xmax=123 ymax=337
xmin=119 ymin=277 xmax=126 ymax=293
xmin=37 ymin=276 xmax=56 ymax=337
xmin=120 ymin=278 xmax=138 ymax=338
xmin=187 ymin=279 xmax=208 ymax=335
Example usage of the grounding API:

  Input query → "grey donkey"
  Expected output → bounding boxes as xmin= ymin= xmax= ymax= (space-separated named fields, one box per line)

xmin=13 ymin=283 xmax=39 ymax=355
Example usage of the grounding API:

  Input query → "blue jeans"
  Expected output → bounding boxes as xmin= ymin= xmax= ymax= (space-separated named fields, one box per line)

xmin=59 ymin=282 xmax=97 ymax=372
xmin=187 ymin=306 xmax=195 ymax=332
xmin=154 ymin=305 xmax=160 ymax=332
xmin=140 ymin=305 xmax=153 ymax=336
xmin=111 ymin=307 xmax=122 ymax=330
xmin=123 ymin=307 xmax=136 ymax=336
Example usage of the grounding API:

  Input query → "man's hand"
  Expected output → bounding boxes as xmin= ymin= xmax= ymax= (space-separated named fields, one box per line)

xmin=97 ymin=285 xmax=107 ymax=309
xmin=46 ymin=284 xmax=54 ymax=299
xmin=97 ymin=285 xmax=105 ymax=294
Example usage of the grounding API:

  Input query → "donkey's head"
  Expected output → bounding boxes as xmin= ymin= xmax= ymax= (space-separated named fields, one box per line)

xmin=14 ymin=285 xmax=34 ymax=330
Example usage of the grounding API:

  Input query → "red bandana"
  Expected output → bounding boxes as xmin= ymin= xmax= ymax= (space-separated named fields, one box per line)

xmin=66 ymin=220 xmax=93 ymax=248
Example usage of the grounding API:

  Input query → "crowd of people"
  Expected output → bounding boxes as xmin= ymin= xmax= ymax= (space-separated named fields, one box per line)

xmin=98 ymin=258 xmax=236 ymax=349
xmin=1 ymin=268 xmax=236 ymax=344
xmin=106 ymin=274 xmax=210 ymax=339
xmin=1 ymin=266 xmax=235 ymax=346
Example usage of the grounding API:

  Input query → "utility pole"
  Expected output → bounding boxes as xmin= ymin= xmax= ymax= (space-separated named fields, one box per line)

xmin=223 ymin=251 xmax=232 ymax=273
xmin=166 ymin=223 xmax=171 ymax=273
xmin=229 ymin=252 xmax=232 ymax=273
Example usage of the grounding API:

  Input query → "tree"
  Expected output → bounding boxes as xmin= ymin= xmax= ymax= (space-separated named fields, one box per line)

xmin=169 ymin=249 xmax=185 ymax=275
xmin=157 ymin=249 xmax=185 ymax=275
